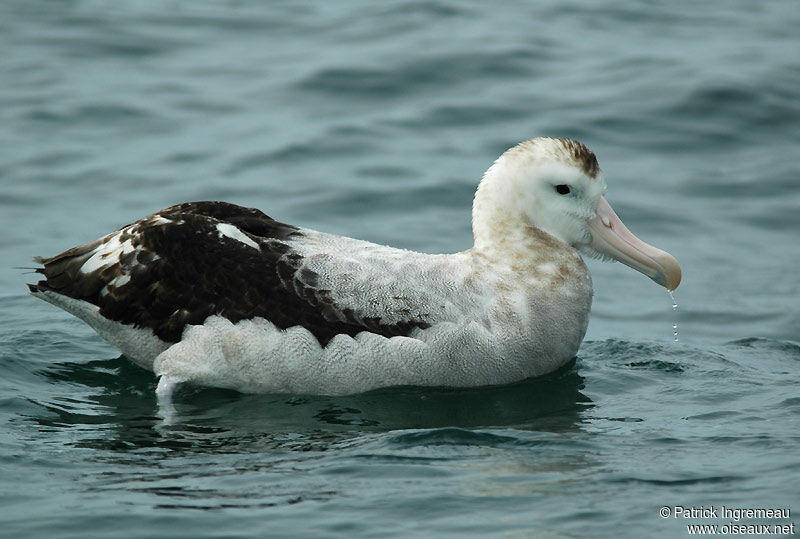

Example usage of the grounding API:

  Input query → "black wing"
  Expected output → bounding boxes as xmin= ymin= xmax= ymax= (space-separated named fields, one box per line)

xmin=30 ymin=201 xmax=429 ymax=346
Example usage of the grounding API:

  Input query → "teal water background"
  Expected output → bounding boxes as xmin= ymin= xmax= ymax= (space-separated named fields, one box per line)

xmin=1 ymin=1 xmax=799 ymax=537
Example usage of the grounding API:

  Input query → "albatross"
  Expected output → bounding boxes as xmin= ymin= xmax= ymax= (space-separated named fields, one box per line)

xmin=29 ymin=137 xmax=681 ymax=400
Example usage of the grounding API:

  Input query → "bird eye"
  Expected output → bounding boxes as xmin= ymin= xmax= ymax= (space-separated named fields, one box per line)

xmin=555 ymin=184 xmax=571 ymax=195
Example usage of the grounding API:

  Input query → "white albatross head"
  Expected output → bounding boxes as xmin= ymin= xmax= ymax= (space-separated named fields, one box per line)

xmin=472 ymin=137 xmax=681 ymax=290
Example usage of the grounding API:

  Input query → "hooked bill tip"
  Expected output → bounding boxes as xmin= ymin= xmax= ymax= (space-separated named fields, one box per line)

xmin=651 ymin=252 xmax=682 ymax=291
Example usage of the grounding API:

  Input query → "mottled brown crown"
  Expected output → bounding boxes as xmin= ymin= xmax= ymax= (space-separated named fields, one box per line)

xmin=504 ymin=137 xmax=601 ymax=179
xmin=557 ymin=138 xmax=600 ymax=178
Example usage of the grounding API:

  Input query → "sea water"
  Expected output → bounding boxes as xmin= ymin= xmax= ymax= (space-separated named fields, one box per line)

xmin=1 ymin=1 xmax=799 ymax=537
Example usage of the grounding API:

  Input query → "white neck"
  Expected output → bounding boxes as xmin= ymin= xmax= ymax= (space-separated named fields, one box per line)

xmin=471 ymin=159 xmax=560 ymax=261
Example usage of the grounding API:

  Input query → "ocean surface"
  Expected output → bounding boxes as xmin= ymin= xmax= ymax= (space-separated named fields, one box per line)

xmin=1 ymin=1 xmax=799 ymax=537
